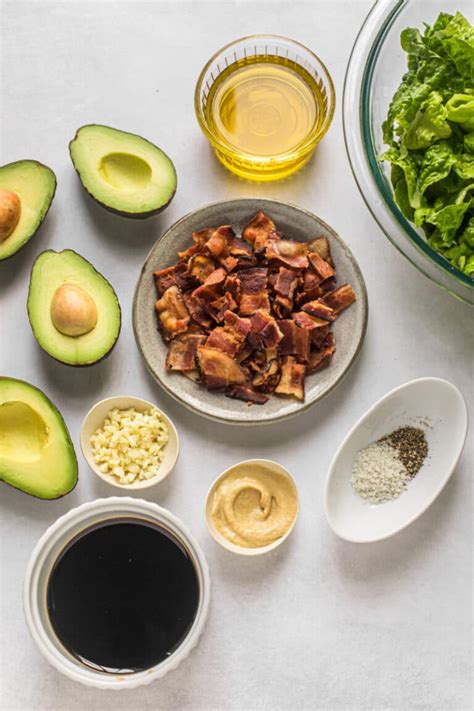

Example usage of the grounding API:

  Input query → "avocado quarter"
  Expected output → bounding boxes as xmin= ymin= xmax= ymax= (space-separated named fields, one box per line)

xmin=69 ymin=124 xmax=177 ymax=218
xmin=0 ymin=377 xmax=78 ymax=499
xmin=28 ymin=249 xmax=122 ymax=366
xmin=0 ymin=160 xmax=56 ymax=260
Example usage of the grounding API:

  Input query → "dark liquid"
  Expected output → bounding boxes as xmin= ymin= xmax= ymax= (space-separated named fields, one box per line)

xmin=47 ymin=519 xmax=199 ymax=673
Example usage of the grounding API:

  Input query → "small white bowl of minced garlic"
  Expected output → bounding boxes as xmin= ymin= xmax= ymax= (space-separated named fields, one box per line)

xmin=205 ymin=459 xmax=299 ymax=555
xmin=80 ymin=396 xmax=179 ymax=490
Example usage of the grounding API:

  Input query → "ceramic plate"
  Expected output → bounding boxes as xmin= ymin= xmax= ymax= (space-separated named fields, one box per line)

xmin=133 ymin=198 xmax=368 ymax=425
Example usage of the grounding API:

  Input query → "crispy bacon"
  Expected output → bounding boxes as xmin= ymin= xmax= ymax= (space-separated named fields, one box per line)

xmin=292 ymin=311 xmax=329 ymax=331
xmin=197 ymin=347 xmax=246 ymax=389
xmin=226 ymin=383 xmax=269 ymax=405
xmin=229 ymin=237 xmax=253 ymax=257
xmin=308 ymin=236 xmax=332 ymax=265
xmin=166 ymin=334 xmax=206 ymax=371
xmin=193 ymin=227 xmax=215 ymax=243
xmin=239 ymin=268 xmax=270 ymax=315
xmin=210 ymin=292 xmax=238 ymax=322
xmin=204 ymin=268 xmax=226 ymax=287
xmin=252 ymin=355 xmax=281 ymax=393
xmin=243 ymin=211 xmax=277 ymax=252
xmin=153 ymin=263 xmax=188 ymax=296
xmin=308 ymin=252 xmax=335 ymax=282
xmin=205 ymin=225 xmax=235 ymax=258
xmin=275 ymin=357 xmax=306 ymax=400
xmin=188 ymin=254 xmax=216 ymax=283
xmin=321 ymin=284 xmax=356 ymax=314
xmin=265 ymin=237 xmax=308 ymax=270
xmin=155 ymin=286 xmax=190 ymax=340
xmin=183 ymin=293 xmax=212 ymax=329
xmin=223 ymin=310 xmax=252 ymax=340
xmin=274 ymin=267 xmax=299 ymax=299
xmin=307 ymin=334 xmax=336 ymax=373
xmin=302 ymin=299 xmax=336 ymax=321
xmin=277 ymin=320 xmax=310 ymax=362
xmin=250 ymin=310 xmax=283 ymax=348
xmin=311 ymin=323 xmax=330 ymax=350
xmin=205 ymin=328 xmax=242 ymax=357
xmin=224 ymin=274 xmax=241 ymax=302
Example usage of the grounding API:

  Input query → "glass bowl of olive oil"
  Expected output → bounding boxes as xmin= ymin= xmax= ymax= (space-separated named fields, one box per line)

xmin=195 ymin=35 xmax=335 ymax=181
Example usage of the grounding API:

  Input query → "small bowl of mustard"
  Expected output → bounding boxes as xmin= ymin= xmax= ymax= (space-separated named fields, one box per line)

xmin=205 ymin=459 xmax=299 ymax=555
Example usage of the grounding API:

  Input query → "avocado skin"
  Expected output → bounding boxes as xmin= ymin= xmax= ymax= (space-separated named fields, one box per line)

xmin=0 ymin=376 xmax=78 ymax=500
xmin=0 ymin=160 xmax=57 ymax=261
xmin=69 ymin=124 xmax=177 ymax=219
xmin=27 ymin=249 xmax=122 ymax=367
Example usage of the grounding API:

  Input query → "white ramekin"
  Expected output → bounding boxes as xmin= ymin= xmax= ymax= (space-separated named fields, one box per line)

xmin=24 ymin=497 xmax=210 ymax=689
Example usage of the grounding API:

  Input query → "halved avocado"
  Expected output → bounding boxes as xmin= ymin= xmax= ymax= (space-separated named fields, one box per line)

xmin=27 ymin=250 xmax=121 ymax=366
xmin=0 ymin=377 xmax=78 ymax=499
xmin=0 ymin=160 xmax=56 ymax=260
xmin=69 ymin=124 xmax=177 ymax=218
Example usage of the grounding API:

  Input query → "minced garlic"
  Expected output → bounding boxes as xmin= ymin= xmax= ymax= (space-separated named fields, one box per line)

xmin=90 ymin=407 xmax=169 ymax=484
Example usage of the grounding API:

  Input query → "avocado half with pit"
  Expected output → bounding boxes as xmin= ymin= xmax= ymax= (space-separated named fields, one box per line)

xmin=0 ymin=377 xmax=78 ymax=499
xmin=28 ymin=249 xmax=121 ymax=366
xmin=0 ymin=160 xmax=56 ymax=260
xmin=69 ymin=124 xmax=177 ymax=218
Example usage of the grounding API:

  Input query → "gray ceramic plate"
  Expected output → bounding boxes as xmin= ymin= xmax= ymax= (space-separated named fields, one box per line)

xmin=133 ymin=199 xmax=368 ymax=425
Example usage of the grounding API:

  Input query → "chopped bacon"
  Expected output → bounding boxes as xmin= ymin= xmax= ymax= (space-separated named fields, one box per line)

xmin=265 ymin=237 xmax=308 ymax=269
xmin=302 ymin=299 xmax=336 ymax=321
xmin=205 ymin=328 xmax=242 ymax=357
xmin=252 ymin=355 xmax=281 ymax=393
xmin=308 ymin=252 xmax=335 ymax=282
xmin=243 ymin=211 xmax=277 ymax=252
xmin=273 ymin=295 xmax=293 ymax=319
xmin=226 ymin=383 xmax=269 ymax=405
xmin=193 ymin=227 xmax=215 ymax=243
xmin=311 ymin=324 xmax=330 ymax=350
xmin=204 ymin=268 xmax=226 ymax=287
xmin=321 ymin=284 xmax=356 ymax=314
xmin=308 ymin=236 xmax=333 ymax=265
xmin=155 ymin=286 xmax=190 ymax=340
xmin=153 ymin=263 xmax=188 ymax=296
xmin=307 ymin=334 xmax=336 ymax=373
xmin=210 ymin=292 xmax=238 ymax=322
xmin=239 ymin=268 xmax=270 ymax=315
xmin=229 ymin=237 xmax=253 ymax=257
xmin=197 ymin=347 xmax=246 ymax=389
xmin=223 ymin=274 xmax=241 ymax=302
xmin=274 ymin=267 xmax=299 ymax=299
xmin=275 ymin=357 xmax=306 ymax=400
xmin=223 ymin=310 xmax=252 ymax=340
xmin=320 ymin=276 xmax=337 ymax=294
xmin=292 ymin=311 xmax=329 ymax=331
xmin=250 ymin=310 xmax=283 ymax=348
xmin=188 ymin=254 xmax=216 ymax=283
xmin=183 ymin=293 xmax=212 ymax=329
xmin=277 ymin=320 xmax=310 ymax=362
xmin=205 ymin=225 xmax=235 ymax=258
xmin=165 ymin=334 xmax=206 ymax=371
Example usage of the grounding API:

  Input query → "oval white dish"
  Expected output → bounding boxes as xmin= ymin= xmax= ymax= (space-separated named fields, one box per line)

xmin=324 ymin=378 xmax=468 ymax=543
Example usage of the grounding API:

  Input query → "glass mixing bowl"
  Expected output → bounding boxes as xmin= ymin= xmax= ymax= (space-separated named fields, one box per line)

xmin=343 ymin=0 xmax=474 ymax=305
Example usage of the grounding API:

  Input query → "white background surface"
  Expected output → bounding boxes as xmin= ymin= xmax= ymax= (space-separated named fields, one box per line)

xmin=1 ymin=1 xmax=472 ymax=710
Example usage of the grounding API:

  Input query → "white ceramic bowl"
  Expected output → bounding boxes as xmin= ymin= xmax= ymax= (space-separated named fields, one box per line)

xmin=24 ymin=497 xmax=210 ymax=689
xmin=80 ymin=396 xmax=179 ymax=490
xmin=205 ymin=459 xmax=299 ymax=556
xmin=325 ymin=378 xmax=468 ymax=543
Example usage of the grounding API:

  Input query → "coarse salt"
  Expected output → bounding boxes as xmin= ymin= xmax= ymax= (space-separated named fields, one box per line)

xmin=351 ymin=441 xmax=409 ymax=504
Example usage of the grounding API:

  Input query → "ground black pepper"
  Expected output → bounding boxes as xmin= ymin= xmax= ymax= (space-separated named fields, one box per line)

xmin=380 ymin=426 xmax=428 ymax=478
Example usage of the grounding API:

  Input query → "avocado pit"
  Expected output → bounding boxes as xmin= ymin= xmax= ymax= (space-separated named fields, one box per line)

xmin=99 ymin=152 xmax=152 ymax=191
xmin=51 ymin=283 xmax=98 ymax=337
xmin=0 ymin=188 xmax=21 ymax=242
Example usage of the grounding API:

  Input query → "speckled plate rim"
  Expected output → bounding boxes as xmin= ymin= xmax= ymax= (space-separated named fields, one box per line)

xmin=132 ymin=198 xmax=368 ymax=426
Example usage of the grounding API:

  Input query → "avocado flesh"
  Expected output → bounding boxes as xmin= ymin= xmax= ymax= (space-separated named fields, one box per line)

xmin=0 ymin=377 xmax=77 ymax=499
xmin=28 ymin=250 xmax=121 ymax=366
xmin=69 ymin=124 xmax=177 ymax=218
xmin=0 ymin=160 xmax=56 ymax=260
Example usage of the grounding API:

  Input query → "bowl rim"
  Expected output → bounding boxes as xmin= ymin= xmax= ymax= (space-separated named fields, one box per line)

xmin=132 ymin=197 xmax=369 ymax=425
xmin=342 ymin=0 xmax=474 ymax=299
xmin=80 ymin=395 xmax=179 ymax=490
xmin=205 ymin=458 xmax=299 ymax=555
xmin=324 ymin=376 xmax=469 ymax=543
xmin=194 ymin=33 xmax=336 ymax=163
xmin=23 ymin=497 xmax=211 ymax=689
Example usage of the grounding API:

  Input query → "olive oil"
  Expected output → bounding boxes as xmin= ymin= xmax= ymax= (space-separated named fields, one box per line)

xmin=204 ymin=55 xmax=328 ymax=180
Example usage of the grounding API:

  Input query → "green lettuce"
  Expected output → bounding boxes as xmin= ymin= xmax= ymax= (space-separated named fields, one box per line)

xmin=382 ymin=12 xmax=474 ymax=277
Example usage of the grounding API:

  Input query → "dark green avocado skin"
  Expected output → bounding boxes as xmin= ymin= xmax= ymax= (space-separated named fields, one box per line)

xmin=27 ymin=249 xmax=122 ymax=368
xmin=69 ymin=124 xmax=177 ymax=219
xmin=0 ymin=160 xmax=57 ymax=261
xmin=0 ymin=376 xmax=78 ymax=500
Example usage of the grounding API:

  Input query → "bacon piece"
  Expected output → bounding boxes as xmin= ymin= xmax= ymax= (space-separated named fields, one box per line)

xmin=292 ymin=311 xmax=329 ymax=331
xmin=239 ymin=268 xmax=270 ymax=315
xmin=165 ymin=334 xmax=207 ymax=371
xmin=205 ymin=328 xmax=242 ymax=357
xmin=320 ymin=276 xmax=337 ymax=294
xmin=250 ymin=310 xmax=283 ymax=348
xmin=193 ymin=227 xmax=215 ymax=243
xmin=302 ymin=299 xmax=336 ymax=321
xmin=155 ymin=286 xmax=190 ymax=340
xmin=308 ymin=252 xmax=335 ymax=282
xmin=183 ymin=293 xmax=212 ymax=329
xmin=205 ymin=225 xmax=235 ymax=258
xmin=223 ymin=310 xmax=252 ymax=340
xmin=308 ymin=236 xmax=333 ymax=265
xmin=197 ymin=347 xmax=246 ymax=389
xmin=242 ymin=211 xmax=277 ymax=252
xmin=265 ymin=237 xmax=308 ymax=270
xmin=226 ymin=383 xmax=269 ymax=405
xmin=204 ymin=268 xmax=226 ymax=287
xmin=277 ymin=320 xmax=310 ymax=362
xmin=229 ymin=237 xmax=253 ymax=257
xmin=274 ymin=267 xmax=299 ymax=299
xmin=188 ymin=254 xmax=216 ymax=283
xmin=224 ymin=274 xmax=241 ymax=302
xmin=311 ymin=324 xmax=330 ymax=350
xmin=153 ymin=263 xmax=188 ymax=296
xmin=307 ymin=334 xmax=336 ymax=373
xmin=321 ymin=284 xmax=356 ymax=314
xmin=252 ymin=355 xmax=281 ymax=393
xmin=210 ymin=292 xmax=238 ymax=322
xmin=275 ymin=356 xmax=306 ymax=400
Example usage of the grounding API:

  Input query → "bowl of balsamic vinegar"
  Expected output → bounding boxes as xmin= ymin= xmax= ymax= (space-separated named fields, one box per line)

xmin=24 ymin=498 xmax=210 ymax=689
